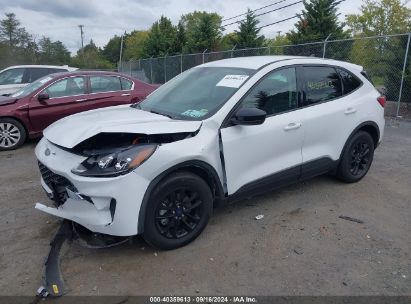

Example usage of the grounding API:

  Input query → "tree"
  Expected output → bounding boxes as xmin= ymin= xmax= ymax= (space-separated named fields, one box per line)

xmin=346 ymin=0 xmax=411 ymax=36
xmin=0 ymin=12 xmax=31 ymax=47
xmin=234 ymin=9 xmax=264 ymax=49
xmin=143 ymin=16 xmax=177 ymax=57
xmin=174 ymin=20 xmax=186 ymax=53
xmin=287 ymin=0 xmax=348 ymax=44
xmin=346 ymin=0 xmax=411 ymax=102
xmin=38 ymin=37 xmax=70 ymax=65
xmin=72 ymin=39 xmax=114 ymax=69
xmin=181 ymin=11 xmax=223 ymax=53
xmin=123 ymin=30 xmax=149 ymax=60
xmin=102 ymin=35 xmax=122 ymax=64
xmin=265 ymin=34 xmax=291 ymax=55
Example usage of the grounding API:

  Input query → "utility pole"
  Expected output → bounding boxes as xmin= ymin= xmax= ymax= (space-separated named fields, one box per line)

xmin=78 ymin=25 xmax=84 ymax=50
xmin=276 ymin=31 xmax=282 ymax=37
xmin=119 ymin=31 xmax=125 ymax=71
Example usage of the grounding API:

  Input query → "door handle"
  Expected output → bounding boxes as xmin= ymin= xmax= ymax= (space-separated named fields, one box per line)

xmin=344 ymin=107 xmax=357 ymax=115
xmin=121 ymin=93 xmax=131 ymax=96
xmin=284 ymin=122 xmax=302 ymax=131
xmin=75 ymin=98 xmax=88 ymax=102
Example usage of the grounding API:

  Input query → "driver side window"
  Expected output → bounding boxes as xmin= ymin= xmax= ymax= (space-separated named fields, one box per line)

xmin=241 ymin=67 xmax=298 ymax=116
xmin=45 ymin=77 xmax=86 ymax=98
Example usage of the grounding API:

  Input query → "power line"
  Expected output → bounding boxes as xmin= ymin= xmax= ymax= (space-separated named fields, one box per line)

xmin=257 ymin=14 xmax=300 ymax=30
xmin=222 ymin=0 xmax=303 ymax=27
xmin=222 ymin=0 xmax=289 ymax=22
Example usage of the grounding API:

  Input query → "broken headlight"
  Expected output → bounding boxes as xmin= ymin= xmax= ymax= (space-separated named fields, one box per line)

xmin=71 ymin=144 xmax=157 ymax=177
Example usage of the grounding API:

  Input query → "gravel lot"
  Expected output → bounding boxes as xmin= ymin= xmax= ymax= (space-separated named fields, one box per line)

xmin=0 ymin=118 xmax=410 ymax=296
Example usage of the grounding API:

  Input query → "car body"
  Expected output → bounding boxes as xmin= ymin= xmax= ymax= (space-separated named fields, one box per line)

xmin=0 ymin=65 xmax=78 ymax=96
xmin=34 ymin=56 xmax=385 ymax=249
xmin=0 ymin=71 xmax=159 ymax=150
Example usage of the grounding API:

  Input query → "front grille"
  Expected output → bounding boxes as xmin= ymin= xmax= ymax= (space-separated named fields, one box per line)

xmin=38 ymin=161 xmax=78 ymax=206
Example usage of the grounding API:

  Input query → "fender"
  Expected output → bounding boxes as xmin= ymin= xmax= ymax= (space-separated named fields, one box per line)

xmin=137 ymin=160 xmax=225 ymax=234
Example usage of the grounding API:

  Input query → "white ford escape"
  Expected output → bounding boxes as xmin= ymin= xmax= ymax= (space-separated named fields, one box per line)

xmin=35 ymin=56 xmax=385 ymax=249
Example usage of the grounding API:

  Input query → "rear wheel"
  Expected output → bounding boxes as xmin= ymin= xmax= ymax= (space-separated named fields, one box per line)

xmin=337 ymin=131 xmax=374 ymax=183
xmin=0 ymin=118 xmax=26 ymax=151
xmin=143 ymin=171 xmax=213 ymax=250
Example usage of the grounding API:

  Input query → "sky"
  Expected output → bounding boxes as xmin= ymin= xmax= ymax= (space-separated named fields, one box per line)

xmin=0 ymin=0 xmax=408 ymax=54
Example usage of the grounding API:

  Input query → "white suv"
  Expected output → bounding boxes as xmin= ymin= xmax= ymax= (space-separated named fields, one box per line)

xmin=34 ymin=56 xmax=385 ymax=249
xmin=0 ymin=65 xmax=77 ymax=95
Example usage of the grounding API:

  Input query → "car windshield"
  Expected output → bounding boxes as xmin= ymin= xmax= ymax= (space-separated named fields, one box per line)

xmin=136 ymin=67 xmax=254 ymax=120
xmin=10 ymin=75 xmax=55 ymax=98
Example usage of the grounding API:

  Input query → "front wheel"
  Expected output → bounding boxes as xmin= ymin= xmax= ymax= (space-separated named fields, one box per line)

xmin=337 ymin=131 xmax=375 ymax=183
xmin=0 ymin=118 xmax=26 ymax=151
xmin=143 ymin=171 xmax=213 ymax=250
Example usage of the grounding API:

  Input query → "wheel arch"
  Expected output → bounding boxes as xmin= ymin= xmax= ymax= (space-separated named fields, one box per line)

xmin=339 ymin=121 xmax=380 ymax=162
xmin=137 ymin=160 xmax=225 ymax=234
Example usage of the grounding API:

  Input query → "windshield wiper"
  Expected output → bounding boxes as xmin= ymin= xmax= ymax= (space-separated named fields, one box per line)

xmin=130 ymin=103 xmax=141 ymax=109
xmin=149 ymin=110 xmax=173 ymax=119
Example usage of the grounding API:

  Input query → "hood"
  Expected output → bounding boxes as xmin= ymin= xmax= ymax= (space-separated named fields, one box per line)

xmin=0 ymin=95 xmax=18 ymax=106
xmin=43 ymin=105 xmax=202 ymax=148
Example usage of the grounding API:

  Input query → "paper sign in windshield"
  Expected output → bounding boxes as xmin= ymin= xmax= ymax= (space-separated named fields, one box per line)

xmin=216 ymin=75 xmax=249 ymax=88
xmin=181 ymin=109 xmax=208 ymax=118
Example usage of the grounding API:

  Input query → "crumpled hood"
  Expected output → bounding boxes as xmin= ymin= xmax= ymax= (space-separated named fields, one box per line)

xmin=0 ymin=95 xmax=18 ymax=106
xmin=43 ymin=105 xmax=202 ymax=148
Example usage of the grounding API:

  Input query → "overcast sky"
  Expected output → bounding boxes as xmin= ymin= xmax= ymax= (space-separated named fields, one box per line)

xmin=0 ymin=0 xmax=409 ymax=54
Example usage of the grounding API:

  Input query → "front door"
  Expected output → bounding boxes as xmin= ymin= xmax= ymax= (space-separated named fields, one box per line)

xmin=220 ymin=67 xmax=304 ymax=195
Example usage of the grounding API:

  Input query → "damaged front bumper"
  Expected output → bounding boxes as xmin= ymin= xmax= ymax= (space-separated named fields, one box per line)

xmin=35 ymin=138 xmax=151 ymax=236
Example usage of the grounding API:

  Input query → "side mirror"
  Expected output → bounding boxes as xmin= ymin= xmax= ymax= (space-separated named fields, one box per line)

xmin=231 ymin=107 xmax=266 ymax=126
xmin=37 ymin=92 xmax=50 ymax=103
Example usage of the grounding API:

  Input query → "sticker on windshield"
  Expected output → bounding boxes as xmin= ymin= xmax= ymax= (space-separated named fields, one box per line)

xmin=181 ymin=109 xmax=208 ymax=118
xmin=216 ymin=75 xmax=249 ymax=88
xmin=39 ymin=76 xmax=53 ymax=84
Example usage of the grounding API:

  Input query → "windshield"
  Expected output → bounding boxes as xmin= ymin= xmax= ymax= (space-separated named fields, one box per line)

xmin=136 ymin=67 xmax=254 ymax=120
xmin=11 ymin=75 xmax=54 ymax=98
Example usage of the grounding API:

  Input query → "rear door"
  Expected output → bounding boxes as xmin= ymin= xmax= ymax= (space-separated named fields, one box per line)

xmin=298 ymin=65 xmax=362 ymax=178
xmin=86 ymin=75 xmax=133 ymax=107
xmin=28 ymin=76 xmax=88 ymax=131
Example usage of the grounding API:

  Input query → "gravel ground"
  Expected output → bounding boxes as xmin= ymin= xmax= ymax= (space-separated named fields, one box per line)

xmin=0 ymin=118 xmax=410 ymax=296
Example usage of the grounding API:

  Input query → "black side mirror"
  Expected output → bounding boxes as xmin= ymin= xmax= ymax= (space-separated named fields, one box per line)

xmin=231 ymin=107 xmax=266 ymax=126
xmin=37 ymin=92 xmax=50 ymax=102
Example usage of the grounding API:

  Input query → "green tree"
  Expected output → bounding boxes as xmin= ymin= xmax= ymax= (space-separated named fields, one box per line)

xmin=174 ymin=20 xmax=186 ymax=53
xmin=265 ymin=34 xmax=291 ymax=55
xmin=234 ymin=9 xmax=264 ymax=49
xmin=102 ymin=35 xmax=122 ymax=64
xmin=346 ymin=0 xmax=410 ymax=36
xmin=181 ymin=11 xmax=223 ymax=53
xmin=143 ymin=16 xmax=177 ymax=57
xmin=287 ymin=0 xmax=348 ymax=44
xmin=38 ymin=37 xmax=70 ymax=65
xmin=124 ymin=30 xmax=149 ymax=60
xmin=72 ymin=39 xmax=114 ymax=69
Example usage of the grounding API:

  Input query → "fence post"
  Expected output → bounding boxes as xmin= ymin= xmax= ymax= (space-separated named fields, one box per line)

xmin=202 ymin=49 xmax=207 ymax=64
xmin=231 ymin=45 xmax=236 ymax=58
xmin=268 ymin=46 xmax=271 ymax=55
xmin=397 ymin=32 xmax=411 ymax=117
xmin=150 ymin=56 xmax=153 ymax=84
xmin=323 ymin=34 xmax=332 ymax=58
xmin=164 ymin=54 xmax=167 ymax=83
xmin=180 ymin=54 xmax=183 ymax=74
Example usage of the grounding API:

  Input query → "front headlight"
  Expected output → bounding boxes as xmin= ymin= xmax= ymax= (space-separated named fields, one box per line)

xmin=71 ymin=144 xmax=157 ymax=177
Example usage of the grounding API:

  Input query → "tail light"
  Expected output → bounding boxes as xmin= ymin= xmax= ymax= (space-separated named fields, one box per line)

xmin=377 ymin=96 xmax=386 ymax=108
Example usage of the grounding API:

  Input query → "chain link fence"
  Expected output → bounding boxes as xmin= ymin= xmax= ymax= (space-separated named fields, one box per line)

xmin=119 ymin=33 xmax=411 ymax=117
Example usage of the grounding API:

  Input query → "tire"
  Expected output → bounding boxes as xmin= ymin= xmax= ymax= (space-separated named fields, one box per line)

xmin=0 ymin=118 xmax=26 ymax=151
xmin=337 ymin=131 xmax=374 ymax=183
xmin=143 ymin=171 xmax=213 ymax=250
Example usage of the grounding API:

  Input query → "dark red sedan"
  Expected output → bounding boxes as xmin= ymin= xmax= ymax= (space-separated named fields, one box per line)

xmin=0 ymin=71 xmax=159 ymax=150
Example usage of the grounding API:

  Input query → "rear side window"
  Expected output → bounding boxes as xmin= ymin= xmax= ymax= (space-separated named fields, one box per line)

xmin=0 ymin=68 xmax=25 ymax=85
xmin=336 ymin=68 xmax=362 ymax=95
xmin=303 ymin=66 xmax=342 ymax=105
xmin=90 ymin=76 xmax=122 ymax=93
xmin=27 ymin=68 xmax=50 ymax=82
xmin=121 ymin=78 xmax=133 ymax=90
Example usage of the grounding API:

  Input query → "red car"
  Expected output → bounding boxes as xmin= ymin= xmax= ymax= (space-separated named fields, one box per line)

xmin=0 ymin=71 xmax=159 ymax=150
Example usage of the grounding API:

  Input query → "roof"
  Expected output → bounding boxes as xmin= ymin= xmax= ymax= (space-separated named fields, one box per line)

xmin=201 ymin=55 xmax=363 ymax=71
xmin=1 ymin=64 xmax=78 ymax=71
xmin=48 ymin=70 xmax=134 ymax=78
